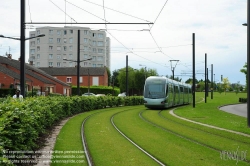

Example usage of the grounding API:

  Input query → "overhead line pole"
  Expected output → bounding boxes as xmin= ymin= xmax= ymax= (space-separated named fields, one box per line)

xmin=247 ymin=0 xmax=250 ymax=127
xmin=205 ymin=53 xmax=207 ymax=103
xmin=192 ymin=33 xmax=195 ymax=108
xmin=20 ymin=0 xmax=25 ymax=97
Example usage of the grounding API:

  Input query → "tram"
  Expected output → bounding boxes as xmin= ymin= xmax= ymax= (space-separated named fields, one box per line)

xmin=143 ymin=76 xmax=192 ymax=108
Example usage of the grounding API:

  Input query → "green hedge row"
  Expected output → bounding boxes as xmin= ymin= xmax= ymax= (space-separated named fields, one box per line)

xmin=71 ymin=85 xmax=120 ymax=96
xmin=0 ymin=95 xmax=143 ymax=165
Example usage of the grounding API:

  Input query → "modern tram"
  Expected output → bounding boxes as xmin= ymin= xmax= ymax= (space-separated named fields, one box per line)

xmin=143 ymin=76 xmax=192 ymax=108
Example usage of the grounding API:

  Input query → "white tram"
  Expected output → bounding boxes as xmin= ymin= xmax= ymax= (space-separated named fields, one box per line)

xmin=143 ymin=76 xmax=192 ymax=108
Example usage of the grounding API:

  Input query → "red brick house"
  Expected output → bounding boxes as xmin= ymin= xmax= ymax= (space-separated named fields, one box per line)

xmin=0 ymin=55 xmax=71 ymax=95
xmin=39 ymin=67 xmax=109 ymax=87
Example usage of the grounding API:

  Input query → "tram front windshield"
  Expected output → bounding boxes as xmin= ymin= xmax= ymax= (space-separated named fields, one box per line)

xmin=144 ymin=83 xmax=166 ymax=99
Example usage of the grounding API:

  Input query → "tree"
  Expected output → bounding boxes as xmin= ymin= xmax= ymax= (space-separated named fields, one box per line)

xmin=221 ymin=77 xmax=230 ymax=95
xmin=240 ymin=62 xmax=247 ymax=91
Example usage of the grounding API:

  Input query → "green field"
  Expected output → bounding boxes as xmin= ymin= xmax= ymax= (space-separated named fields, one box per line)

xmin=52 ymin=92 xmax=250 ymax=166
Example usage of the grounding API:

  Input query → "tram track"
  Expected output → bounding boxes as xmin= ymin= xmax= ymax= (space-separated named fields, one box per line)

xmin=159 ymin=110 xmax=250 ymax=145
xmin=111 ymin=110 xmax=166 ymax=166
xmin=139 ymin=110 xmax=250 ymax=164
xmin=139 ymin=110 xmax=220 ymax=152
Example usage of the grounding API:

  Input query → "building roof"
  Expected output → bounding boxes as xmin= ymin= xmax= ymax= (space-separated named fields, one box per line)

xmin=0 ymin=65 xmax=31 ymax=81
xmin=39 ymin=67 xmax=106 ymax=76
xmin=0 ymin=56 xmax=70 ymax=86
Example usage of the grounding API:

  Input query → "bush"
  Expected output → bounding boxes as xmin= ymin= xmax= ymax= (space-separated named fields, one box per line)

xmin=0 ymin=95 xmax=143 ymax=164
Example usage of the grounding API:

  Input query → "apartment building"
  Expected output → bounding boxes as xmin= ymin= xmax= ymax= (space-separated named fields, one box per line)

xmin=29 ymin=26 xmax=110 ymax=69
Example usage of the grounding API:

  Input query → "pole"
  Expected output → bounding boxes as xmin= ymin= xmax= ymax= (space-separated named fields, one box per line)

xmin=126 ymin=55 xmax=128 ymax=96
xmin=192 ymin=33 xmax=195 ymax=108
xmin=205 ymin=53 xmax=207 ymax=103
xmin=211 ymin=64 xmax=213 ymax=99
xmin=77 ymin=30 xmax=80 ymax=95
xmin=207 ymin=68 xmax=209 ymax=97
xmin=88 ymin=68 xmax=90 ymax=94
xmin=247 ymin=0 xmax=250 ymax=127
xmin=20 ymin=0 xmax=25 ymax=97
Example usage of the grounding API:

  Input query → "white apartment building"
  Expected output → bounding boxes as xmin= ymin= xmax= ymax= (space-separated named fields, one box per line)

xmin=29 ymin=26 xmax=110 ymax=69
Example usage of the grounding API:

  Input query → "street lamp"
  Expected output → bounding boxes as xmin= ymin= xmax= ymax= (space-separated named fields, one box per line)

xmin=0 ymin=34 xmax=45 ymax=97
xmin=139 ymin=64 xmax=147 ymax=81
xmin=63 ymin=58 xmax=92 ymax=96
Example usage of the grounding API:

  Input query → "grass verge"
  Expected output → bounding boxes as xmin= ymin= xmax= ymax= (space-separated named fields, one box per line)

xmin=174 ymin=92 xmax=250 ymax=134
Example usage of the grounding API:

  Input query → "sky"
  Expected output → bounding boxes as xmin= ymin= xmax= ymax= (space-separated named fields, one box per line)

xmin=0 ymin=0 xmax=247 ymax=85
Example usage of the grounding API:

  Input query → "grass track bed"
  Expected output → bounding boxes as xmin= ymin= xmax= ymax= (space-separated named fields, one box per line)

xmin=113 ymin=107 xmax=245 ymax=166
xmin=141 ymin=110 xmax=250 ymax=165
xmin=51 ymin=111 xmax=103 ymax=166
xmin=159 ymin=109 xmax=250 ymax=145
xmin=84 ymin=106 xmax=157 ymax=166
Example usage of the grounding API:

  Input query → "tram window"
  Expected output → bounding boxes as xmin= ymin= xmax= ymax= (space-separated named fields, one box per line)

xmin=180 ymin=86 xmax=183 ymax=93
xmin=166 ymin=84 xmax=168 ymax=95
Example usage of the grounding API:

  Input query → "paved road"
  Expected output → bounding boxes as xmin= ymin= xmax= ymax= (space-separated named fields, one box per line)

xmin=219 ymin=104 xmax=247 ymax=118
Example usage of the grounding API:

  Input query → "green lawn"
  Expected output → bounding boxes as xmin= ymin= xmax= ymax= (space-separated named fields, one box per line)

xmin=52 ymin=92 xmax=250 ymax=165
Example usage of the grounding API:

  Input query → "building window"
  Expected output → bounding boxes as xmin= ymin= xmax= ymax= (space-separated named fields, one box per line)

xmin=57 ymin=46 xmax=61 ymax=51
xmin=49 ymin=54 xmax=53 ymax=59
xmin=49 ymin=46 xmax=53 ymax=51
xmin=84 ymin=46 xmax=88 ymax=51
xmin=97 ymin=56 xmax=103 ymax=61
xmin=30 ymin=41 xmax=35 ymax=46
xmin=36 ymin=62 xmax=40 ymax=67
xmin=57 ymin=54 xmax=61 ymax=59
xmin=63 ymin=54 xmax=67 ymax=59
xmin=69 ymin=38 xmax=73 ymax=43
xmin=80 ymin=77 xmax=83 ymax=83
xmin=92 ymin=64 xmax=96 ymax=67
xmin=98 ymin=49 xmax=103 ymax=53
xmin=37 ymin=54 xmax=40 ymax=59
xmin=30 ymin=49 xmax=35 ymax=54
xmin=64 ymin=30 xmax=67 ymax=35
xmin=30 ymin=34 xmax=35 ymax=37
xmin=49 ymin=38 xmax=53 ymax=43
xmin=93 ymin=41 xmax=96 ymax=46
xmin=49 ymin=30 xmax=53 ymax=35
xmin=69 ymin=46 xmax=73 ymax=51
xmin=57 ymin=62 xmax=61 ymax=67
xmin=84 ymin=30 xmax=88 ymax=35
xmin=98 ymin=33 xmax=103 ymax=38
xmin=92 ymin=56 xmax=96 ymax=61
xmin=63 ymin=46 xmax=67 ymax=51
xmin=70 ymin=30 xmax=73 ymax=34
xmin=66 ymin=77 xmax=72 ymax=83
xmin=69 ymin=54 xmax=73 ymax=59
xmin=69 ymin=62 xmax=73 ymax=67
xmin=93 ymin=48 xmax=96 ymax=53
xmin=97 ymin=64 xmax=103 ymax=67
xmin=84 ymin=62 xmax=88 ymax=66
xmin=57 ymin=30 xmax=61 ymax=35
xmin=63 ymin=38 xmax=67 ymax=43
xmin=37 ymin=30 xmax=40 ymax=35
xmin=63 ymin=62 xmax=66 ymax=67
xmin=57 ymin=38 xmax=61 ymax=43
xmin=97 ymin=41 xmax=103 ymax=46
xmin=49 ymin=62 xmax=53 ymax=66
xmin=84 ymin=38 xmax=88 ymax=43
xmin=37 ymin=38 xmax=40 ymax=44
xmin=93 ymin=33 xmax=96 ymax=38
xmin=37 ymin=46 xmax=40 ymax=51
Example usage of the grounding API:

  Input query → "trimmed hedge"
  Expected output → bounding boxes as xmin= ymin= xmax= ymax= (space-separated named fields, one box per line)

xmin=0 ymin=95 xmax=143 ymax=165
xmin=72 ymin=85 xmax=120 ymax=96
